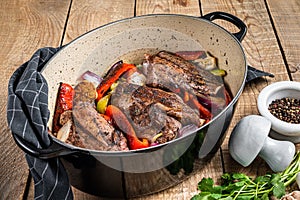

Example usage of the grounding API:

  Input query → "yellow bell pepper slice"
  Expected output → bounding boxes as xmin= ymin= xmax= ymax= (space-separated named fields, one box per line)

xmin=96 ymin=93 xmax=111 ymax=114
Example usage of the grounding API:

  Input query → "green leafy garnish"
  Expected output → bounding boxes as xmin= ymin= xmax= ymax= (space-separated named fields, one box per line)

xmin=191 ymin=151 xmax=300 ymax=200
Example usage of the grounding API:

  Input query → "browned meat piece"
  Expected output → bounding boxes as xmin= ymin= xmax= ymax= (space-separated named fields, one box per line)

xmin=73 ymin=81 xmax=97 ymax=105
xmin=111 ymin=130 xmax=129 ymax=151
xmin=59 ymin=110 xmax=72 ymax=125
xmin=111 ymin=82 xmax=204 ymax=143
xmin=130 ymin=103 xmax=182 ymax=143
xmin=72 ymin=101 xmax=128 ymax=151
xmin=76 ymin=126 xmax=128 ymax=151
xmin=73 ymin=102 xmax=114 ymax=144
xmin=71 ymin=80 xmax=129 ymax=151
xmin=143 ymin=51 xmax=226 ymax=108
xmin=65 ymin=124 xmax=85 ymax=148
xmin=53 ymin=111 xmax=85 ymax=148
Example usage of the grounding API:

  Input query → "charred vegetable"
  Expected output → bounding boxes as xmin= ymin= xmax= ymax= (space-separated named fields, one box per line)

xmin=105 ymin=105 xmax=149 ymax=150
xmin=96 ymin=61 xmax=136 ymax=101
xmin=97 ymin=93 xmax=111 ymax=114
xmin=76 ymin=70 xmax=102 ymax=87
xmin=52 ymin=83 xmax=74 ymax=133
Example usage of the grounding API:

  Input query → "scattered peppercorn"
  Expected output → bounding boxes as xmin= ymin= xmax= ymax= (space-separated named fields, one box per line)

xmin=268 ymin=97 xmax=300 ymax=124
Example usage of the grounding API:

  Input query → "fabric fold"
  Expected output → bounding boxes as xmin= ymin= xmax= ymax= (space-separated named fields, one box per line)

xmin=7 ymin=47 xmax=73 ymax=200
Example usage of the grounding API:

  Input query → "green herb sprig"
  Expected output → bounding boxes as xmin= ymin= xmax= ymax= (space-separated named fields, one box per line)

xmin=191 ymin=151 xmax=300 ymax=200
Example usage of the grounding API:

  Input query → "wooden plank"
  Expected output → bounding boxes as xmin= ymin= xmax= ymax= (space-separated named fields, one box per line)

xmin=267 ymin=0 xmax=300 ymax=81
xmin=0 ymin=0 xmax=70 ymax=199
xmin=135 ymin=0 xmax=201 ymax=16
xmin=62 ymin=0 xmax=135 ymax=45
xmin=63 ymin=0 xmax=135 ymax=199
xmin=64 ymin=1 xmax=222 ymax=200
xmin=201 ymin=0 xmax=290 ymax=177
xmin=130 ymin=155 xmax=223 ymax=200
xmin=131 ymin=1 xmax=223 ymax=200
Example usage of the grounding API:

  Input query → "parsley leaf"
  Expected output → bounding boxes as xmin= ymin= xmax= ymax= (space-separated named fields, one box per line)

xmin=191 ymin=152 xmax=300 ymax=200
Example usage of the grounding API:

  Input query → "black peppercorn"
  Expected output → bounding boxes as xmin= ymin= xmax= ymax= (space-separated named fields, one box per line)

xmin=268 ymin=97 xmax=300 ymax=124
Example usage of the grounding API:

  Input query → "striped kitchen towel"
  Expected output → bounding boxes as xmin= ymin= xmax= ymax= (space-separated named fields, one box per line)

xmin=7 ymin=47 xmax=73 ymax=200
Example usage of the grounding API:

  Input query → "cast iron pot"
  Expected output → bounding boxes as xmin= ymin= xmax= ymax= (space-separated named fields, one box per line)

xmin=14 ymin=12 xmax=247 ymax=198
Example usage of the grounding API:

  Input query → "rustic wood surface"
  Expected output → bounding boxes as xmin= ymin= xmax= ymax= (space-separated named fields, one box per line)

xmin=267 ymin=0 xmax=300 ymax=82
xmin=0 ymin=1 xmax=70 ymax=199
xmin=0 ymin=0 xmax=299 ymax=199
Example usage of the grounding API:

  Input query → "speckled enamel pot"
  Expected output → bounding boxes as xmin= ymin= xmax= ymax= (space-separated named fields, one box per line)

xmin=23 ymin=12 xmax=248 ymax=198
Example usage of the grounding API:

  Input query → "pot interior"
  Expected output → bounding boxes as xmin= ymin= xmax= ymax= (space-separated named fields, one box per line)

xmin=43 ymin=14 xmax=246 ymax=138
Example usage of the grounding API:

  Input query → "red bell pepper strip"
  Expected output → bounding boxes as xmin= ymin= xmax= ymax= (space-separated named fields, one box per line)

xmin=105 ymin=105 xmax=149 ymax=150
xmin=189 ymin=94 xmax=213 ymax=121
xmin=224 ymin=88 xmax=232 ymax=106
xmin=58 ymin=83 xmax=74 ymax=110
xmin=96 ymin=62 xmax=136 ymax=101
xmin=52 ymin=83 xmax=74 ymax=133
xmin=100 ymin=114 xmax=111 ymax=123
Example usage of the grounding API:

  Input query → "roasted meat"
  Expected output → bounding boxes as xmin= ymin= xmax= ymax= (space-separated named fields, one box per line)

xmin=73 ymin=80 xmax=97 ymax=105
xmin=143 ymin=51 xmax=226 ymax=109
xmin=53 ymin=50 xmax=229 ymax=150
xmin=72 ymin=101 xmax=128 ymax=151
xmin=52 ymin=81 xmax=128 ymax=151
xmin=111 ymin=82 xmax=204 ymax=143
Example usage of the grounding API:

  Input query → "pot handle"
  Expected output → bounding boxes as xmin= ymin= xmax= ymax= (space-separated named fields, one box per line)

xmin=202 ymin=11 xmax=247 ymax=41
xmin=12 ymin=133 xmax=87 ymax=159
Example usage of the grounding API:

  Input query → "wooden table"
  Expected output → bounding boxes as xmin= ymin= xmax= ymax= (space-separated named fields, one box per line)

xmin=1 ymin=0 xmax=300 ymax=199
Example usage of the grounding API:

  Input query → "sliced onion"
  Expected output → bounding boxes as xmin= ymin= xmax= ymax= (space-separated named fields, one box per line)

xmin=105 ymin=60 xmax=123 ymax=77
xmin=127 ymin=71 xmax=146 ymax=86
xmin=192 ymin=52 xmax=217 ymax=70
xmin=150 ymin=142 xmax=159 ymax=147
xmin=57 ymin=120 xmax=72 ymax=142
xmin=178 ymin=124 xmax=198 ymax=138
xmin=141 ymin=60 xmax=150 ymax=75
xmin=175 ymin=51 xmax=206 ymax=60
xmin=77 ymin=70 xmax=102 ymax=87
